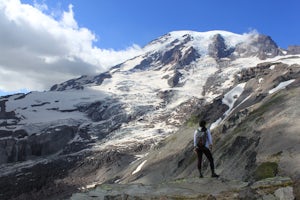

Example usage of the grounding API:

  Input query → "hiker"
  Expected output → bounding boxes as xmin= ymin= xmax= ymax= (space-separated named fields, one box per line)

xmin=194 ymin=120 xmax=219 ymax=178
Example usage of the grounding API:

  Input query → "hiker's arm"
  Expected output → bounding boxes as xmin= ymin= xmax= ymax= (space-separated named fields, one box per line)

xmin=207 ymin=129 xmax=213 ymax=148
xmin=193 ymin=131 xmax=197 ymax=148
xmin=193 ymin=131 xmax=199 ymax=153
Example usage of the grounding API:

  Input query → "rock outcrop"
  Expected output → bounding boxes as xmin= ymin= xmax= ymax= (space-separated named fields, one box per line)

xmin=50 ymin=72 xmax=112 ymax=91
xmin=69 ymin=177 xmax=294 ymax=200
xmin=235 ymin=34 xmax=282 ymax=59
xmin=208 ymin=34 xmax=235 ymax=59
xmin=287 ymin=45 xmax=300 ymax=55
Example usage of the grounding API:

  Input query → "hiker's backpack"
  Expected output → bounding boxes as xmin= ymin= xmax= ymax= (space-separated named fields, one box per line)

xmin=196 ymin=128 xmax=207 ymax=147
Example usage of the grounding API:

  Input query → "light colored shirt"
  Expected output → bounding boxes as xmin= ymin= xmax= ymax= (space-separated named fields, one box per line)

xmin=193 ymin=127 xmax=213 ymax=148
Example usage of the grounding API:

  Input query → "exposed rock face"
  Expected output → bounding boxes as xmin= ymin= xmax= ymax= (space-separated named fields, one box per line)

xmin=179 ymin=46 xmax=201 ymax=67
xmin=0 ymin=125 xmax=77 ymax=164
xmin=133 ymin=39 xmax=200 ymax=72
xmin=161 ymin=45 xmax=182 ymax=65
xmin=161 ymin=45 xmax=201 ymax=69
xmin=235 ymin=34 xmax=282 ymax=59
xmin=193 ymin=96 xmax=229 ymax=124
xmin=287 ymin=45 xmax=300 ymax=55
xmin=0 ymin=152 xmax=87 ymax=200
xmin=0 ymin=100 xmax=17 ymax=120
xmin=50 ymin=72 xmax=112 ymax=91
xmin=208 ymin=34 xmax=235 ymax=59
xmin=167 ymin=70 xmax=183 ymax=87
xmin=132 ymin=53 xmax=157 ymax=71
xmin=235 ymin=62 xmax=274 ymax=82
xmin=156 ymin=90 xmax=175 ymax=104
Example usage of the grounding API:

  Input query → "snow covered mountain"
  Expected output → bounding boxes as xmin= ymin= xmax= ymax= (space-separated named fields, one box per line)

xmin=1 ymin=30 xmax=300 ymax=199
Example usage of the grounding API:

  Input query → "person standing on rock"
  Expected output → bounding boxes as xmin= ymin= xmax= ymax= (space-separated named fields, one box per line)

xmin=194 ymin=120 xmax=219 ymax=178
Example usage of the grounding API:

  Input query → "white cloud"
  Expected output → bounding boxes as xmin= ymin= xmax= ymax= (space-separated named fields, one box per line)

xmin=33 ymin=0 xmax=48 ymax=12
xmin=0 ymin=0 xmax=143 ymax=93
xmin=60 ymin=4 xmax=77 ymax=29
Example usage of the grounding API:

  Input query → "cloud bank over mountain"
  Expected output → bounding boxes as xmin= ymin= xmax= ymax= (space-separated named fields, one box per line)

xmin=0 ymin=0 xmax=143 ymax=92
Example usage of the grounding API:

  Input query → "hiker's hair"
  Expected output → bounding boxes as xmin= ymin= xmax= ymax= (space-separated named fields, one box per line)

xmin=199 ymin=120 xmax=206 ymax=128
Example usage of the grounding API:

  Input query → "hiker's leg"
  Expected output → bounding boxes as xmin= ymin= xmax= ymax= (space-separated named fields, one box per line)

xmin=202 ymin=147 xmax=215 ymax=174
xmin=196 ymin=148 xmax=203 ymax=175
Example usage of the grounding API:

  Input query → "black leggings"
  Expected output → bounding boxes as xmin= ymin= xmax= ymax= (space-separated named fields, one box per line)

xmin=196 ymin=146 xmax=215 ymax=174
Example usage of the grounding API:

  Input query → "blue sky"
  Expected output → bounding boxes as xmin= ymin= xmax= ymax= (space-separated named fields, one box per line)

xmin=0 ymin=0 xmax=300 ymax=96
xmin=23 ymin=0 xmax=300 ymax=49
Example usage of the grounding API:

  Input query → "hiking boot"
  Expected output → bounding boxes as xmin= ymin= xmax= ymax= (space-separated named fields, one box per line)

xmin=211 ymin=173 xmax=219 ymax=178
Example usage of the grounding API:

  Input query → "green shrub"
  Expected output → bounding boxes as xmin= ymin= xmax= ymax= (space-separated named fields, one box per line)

xmin=186 ymin=115 xmax=199 ymax=127
xmin=254 ymin=162 xmax=278 ymax=181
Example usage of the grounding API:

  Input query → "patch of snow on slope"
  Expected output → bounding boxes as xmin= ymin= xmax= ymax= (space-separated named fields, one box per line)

xmin=261 ymin=55 xmax=300 ymax=66
xmin=210 ymin=82 xmax=247 ymax=129
xmin=132 ymin=160 xmax=147 ymax=175
xmin=222 ymin=82 xmax=246 ymax=116
xmin=210 ymin=118 xmax=222 ymax=130
xmin=96 ymin=119 xmax=172 ymax=150
xmin=278 ymin=56 xmax=300 ymax=66
xmin=4 ymin=89 xmax=108 ymax=133
xmin=259 ymin=78 xmax=264 ymax=84
xmin=176 ymin=57 xmax=218 ymax=99
xmin=269 ymin=80 xmax=295 ymax=94
xmin=119 ymin=56 xmax=144 ymax=71
xmin=80 ymin=182 xmax=98 ymax=190
xmin=270 ymin=65 xmax=276 ymax=70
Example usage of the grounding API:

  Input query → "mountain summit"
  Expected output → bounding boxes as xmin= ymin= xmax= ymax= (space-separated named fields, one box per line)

xmin=51 ymin=30 xmax=284 ymax=91
xmin=1 ymin=30 xmax=300 ymax=199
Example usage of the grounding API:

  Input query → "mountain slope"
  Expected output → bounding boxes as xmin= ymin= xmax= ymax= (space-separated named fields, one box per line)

xmin=70 ymin=61 xmax=300 ymax=200
xmin=0 ymin=30 xmax=300 ymax=199
xmin=110 ymin=63 xmax=300 ymax=183
xmin=69 ymin=85 xmax=300 ymax=199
